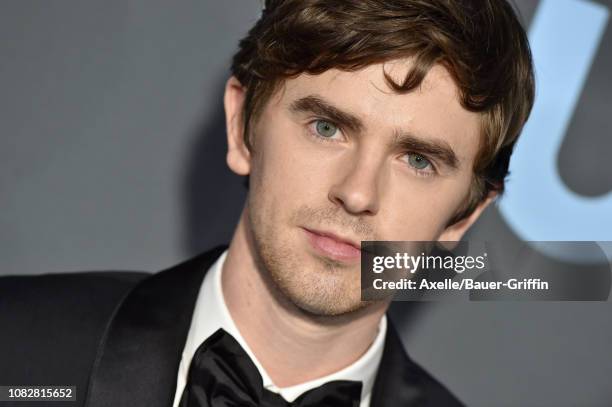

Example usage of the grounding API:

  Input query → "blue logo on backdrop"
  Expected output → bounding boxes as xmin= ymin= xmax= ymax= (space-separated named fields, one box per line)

xmin=498 ymin=0 xmax=611 ymax=262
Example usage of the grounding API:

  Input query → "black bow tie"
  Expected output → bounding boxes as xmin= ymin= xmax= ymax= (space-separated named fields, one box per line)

xmin=179 ymin=328 xmax=363 ymax=407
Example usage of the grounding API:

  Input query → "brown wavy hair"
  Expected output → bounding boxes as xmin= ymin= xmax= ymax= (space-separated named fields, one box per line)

xmin=230 ymin=0 xmax=535 ymax=226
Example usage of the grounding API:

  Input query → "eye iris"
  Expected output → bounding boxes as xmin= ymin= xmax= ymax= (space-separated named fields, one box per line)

xmin=408 ymin=154 xmax=430 ymax=170
xmin=316 ymin=120 xmax=336 ymax=137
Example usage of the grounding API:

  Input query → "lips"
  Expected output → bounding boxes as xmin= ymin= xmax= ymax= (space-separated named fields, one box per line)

xmin=302 ymin=227 xmax=362 ymax=262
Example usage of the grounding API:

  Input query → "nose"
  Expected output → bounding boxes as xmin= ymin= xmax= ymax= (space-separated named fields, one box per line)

xmin=328 ymin=151 xmax=383 ymax=216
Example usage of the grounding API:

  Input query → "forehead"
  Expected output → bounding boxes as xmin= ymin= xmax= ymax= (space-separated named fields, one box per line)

xmin=270 ymin=59 xmax=482 ymax=166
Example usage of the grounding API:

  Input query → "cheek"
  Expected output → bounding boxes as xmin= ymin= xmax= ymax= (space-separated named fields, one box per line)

xmin=248 ymin=117 xmax=335 ymax=218
xmin=382 ymin=172 xmax=472 ymax=240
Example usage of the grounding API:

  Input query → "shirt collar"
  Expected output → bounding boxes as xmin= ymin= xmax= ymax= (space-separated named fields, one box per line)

xmin=179 ymin=249 xmax=387 ymax=403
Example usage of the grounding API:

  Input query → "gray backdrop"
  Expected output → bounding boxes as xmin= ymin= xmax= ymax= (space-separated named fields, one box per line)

xmin=1 ymin=1 xmax=611 ymax=406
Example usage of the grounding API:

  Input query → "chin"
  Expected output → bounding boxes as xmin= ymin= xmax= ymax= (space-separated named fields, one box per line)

xmin=268 ymin=259 xmax=366 ymax=317
xmin=293 ymin=296 xmax=370 ymax=317
xmin=249 ymin=214 xmax=365 ymax=316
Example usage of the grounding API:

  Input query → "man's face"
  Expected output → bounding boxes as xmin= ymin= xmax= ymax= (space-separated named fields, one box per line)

xmin=227 ymin=59 xmax=486 ymax=316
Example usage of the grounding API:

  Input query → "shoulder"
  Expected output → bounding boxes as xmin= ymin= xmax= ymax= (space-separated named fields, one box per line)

xmin=0 ymin=270 xmax=149 ymax=322
xmin=0 ymin=270 xmax=150 ymax=387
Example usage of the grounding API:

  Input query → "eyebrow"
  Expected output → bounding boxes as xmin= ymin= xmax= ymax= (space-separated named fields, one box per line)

xmin=289 ymin=95 xmax=365 ymax=133
xmin=289 ymin=94 xmax=460 ymax=170
xmin=394 ymin=132 xmax=459 ymax=170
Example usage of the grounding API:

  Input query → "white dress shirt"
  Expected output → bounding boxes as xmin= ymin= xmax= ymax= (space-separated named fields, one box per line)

xmin=172 ymin=250 xmax=387 ymax=407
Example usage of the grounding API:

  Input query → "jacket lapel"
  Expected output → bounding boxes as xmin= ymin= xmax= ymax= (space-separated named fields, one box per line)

xmin=85 ymin=246 xmax=227 ymax=407
xmin=370 ymin=321 xmax=464 ymax=407
xmin=85 ymin=244 xmax=461 ymax=407
xmin=370 ymin=322 xmax=427 ymax=407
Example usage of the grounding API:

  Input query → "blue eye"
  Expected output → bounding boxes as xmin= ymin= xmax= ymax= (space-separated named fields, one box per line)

xmin=407 ymin=153 xmax=432 ymax=170
xmin=315 ymin=120 xmax=338 ymax=138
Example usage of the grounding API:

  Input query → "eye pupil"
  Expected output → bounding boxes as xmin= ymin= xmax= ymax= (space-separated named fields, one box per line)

xmin=408 ymin=153 xmax=430 ymax=170
xmin=315 ymin=120 xmax=337 ymax=138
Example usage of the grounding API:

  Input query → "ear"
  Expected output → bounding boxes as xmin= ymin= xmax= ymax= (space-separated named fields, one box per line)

xmin=438 ymin=191 xmax=498 ymax=242
xmin=224 ymin=76 xmax=251 ymax=176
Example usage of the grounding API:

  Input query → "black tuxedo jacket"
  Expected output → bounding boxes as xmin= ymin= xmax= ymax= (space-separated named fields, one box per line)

xmin=0 ymin=246 xmax=464 ymax=407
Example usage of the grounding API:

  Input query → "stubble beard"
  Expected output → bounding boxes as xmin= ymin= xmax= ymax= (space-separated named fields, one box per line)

xmin=246 ymin=198 xmax=373 ymax=317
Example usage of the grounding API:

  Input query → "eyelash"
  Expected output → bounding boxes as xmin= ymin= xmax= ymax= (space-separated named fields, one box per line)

xmin=305 ymin=118 xmax=438 ymax=177
xmin=403 ymin=153 xmax=437 ymax=178
xmin=306 ymin=118 xmax=344 ymax=143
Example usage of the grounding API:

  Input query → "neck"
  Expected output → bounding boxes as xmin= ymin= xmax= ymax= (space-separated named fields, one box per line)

xmin=221 ymin=208 xmax=386 ymax=387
